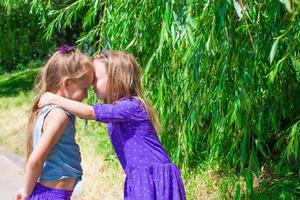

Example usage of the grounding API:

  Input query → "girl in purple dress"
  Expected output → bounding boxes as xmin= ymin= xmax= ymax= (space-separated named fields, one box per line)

xmin=39 ymin=51 xmax=186 ymax=200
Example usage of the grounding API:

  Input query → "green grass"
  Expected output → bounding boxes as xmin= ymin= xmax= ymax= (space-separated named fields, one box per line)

xmin=0 ymin=68 xmax=40 ymax=97
xmin=0 ymin=69 xmax=37 ymax=155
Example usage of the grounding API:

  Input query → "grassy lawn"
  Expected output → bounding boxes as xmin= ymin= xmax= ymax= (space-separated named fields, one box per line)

xmin=0 ymin=69 xmax=40 ymax=154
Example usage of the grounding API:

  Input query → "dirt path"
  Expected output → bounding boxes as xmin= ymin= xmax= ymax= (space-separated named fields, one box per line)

xmin=0 ymin=146 xmax=25 ymax=200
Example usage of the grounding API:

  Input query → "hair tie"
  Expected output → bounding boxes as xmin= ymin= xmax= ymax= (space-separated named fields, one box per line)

xmin=58 ymin=44 xmax=76 ymax=53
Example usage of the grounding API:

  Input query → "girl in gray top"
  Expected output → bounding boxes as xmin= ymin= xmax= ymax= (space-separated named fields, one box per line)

xmin=17 ymin=45 xmax=94 ymax=200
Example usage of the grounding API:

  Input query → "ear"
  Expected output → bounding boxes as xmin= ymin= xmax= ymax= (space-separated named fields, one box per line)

xmin=62 ymin=77 xmax=71 ymax=88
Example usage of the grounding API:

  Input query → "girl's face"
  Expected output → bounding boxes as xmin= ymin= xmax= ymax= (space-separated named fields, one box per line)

xmin=93 ymin=59 xmax=108 ymax=99
xmin=65 ymin=71 xmax=94 ymax=102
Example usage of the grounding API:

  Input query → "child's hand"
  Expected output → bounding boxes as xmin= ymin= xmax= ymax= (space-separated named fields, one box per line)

xmin=16 ymin=193 xmax=27 ymax=200
xmin=38 ymin=92 xmax=56 ymax=108
xmin=16 ymin=189 xmax=28 ymax=200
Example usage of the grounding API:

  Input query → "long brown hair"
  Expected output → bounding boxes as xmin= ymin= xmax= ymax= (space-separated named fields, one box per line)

xmin=27 ymin=50 xmax=93 ymax=160
xmin=94 ymin=51 xmax=160 ymax=132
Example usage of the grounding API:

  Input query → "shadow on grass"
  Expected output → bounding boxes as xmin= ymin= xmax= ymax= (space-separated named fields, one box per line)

xmin=254 ymin=176 xmax=300 ymax=200
xmin=0 ymin=68 xmax=40 ymax=97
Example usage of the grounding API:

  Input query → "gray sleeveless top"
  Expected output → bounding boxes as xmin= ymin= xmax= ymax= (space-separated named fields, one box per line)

xmin=33 ymin=105 xmax=83 ymax=182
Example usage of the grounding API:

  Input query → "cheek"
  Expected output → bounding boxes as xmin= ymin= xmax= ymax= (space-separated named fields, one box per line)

xmin=96 ymin=79 xmax=106 ymax=91
xmin=82 ymin=89 xmax=88 ymax=97
xmin=101 ymin=80 xmax=108 ymax=93
xmin=75 ymin=88 xmax=87 ymax=99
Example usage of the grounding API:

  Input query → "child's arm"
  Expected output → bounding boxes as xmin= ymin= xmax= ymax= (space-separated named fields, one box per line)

xmin=20 ymin=108 xmax=68 ymax=197
xmin=39 ymin=92 xmax=96 ymax=120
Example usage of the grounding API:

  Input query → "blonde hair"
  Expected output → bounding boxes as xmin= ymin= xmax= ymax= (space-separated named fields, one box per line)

xmin=26 ymin=49 xmax=93 ymax=160
xmin=94 ymin=51 xmax=160 ymax=133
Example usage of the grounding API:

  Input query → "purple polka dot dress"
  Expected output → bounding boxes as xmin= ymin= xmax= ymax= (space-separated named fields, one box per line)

xmin=93 ymin=97 xmax=186 ymax=200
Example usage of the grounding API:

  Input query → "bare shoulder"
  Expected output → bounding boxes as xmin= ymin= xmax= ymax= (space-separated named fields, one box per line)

xmin=43 ymin=107 xmax=69 ymax=130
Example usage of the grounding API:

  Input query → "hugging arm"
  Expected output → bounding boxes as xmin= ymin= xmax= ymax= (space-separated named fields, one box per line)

xmin=39 ymin=92 xmax=96 ymax=120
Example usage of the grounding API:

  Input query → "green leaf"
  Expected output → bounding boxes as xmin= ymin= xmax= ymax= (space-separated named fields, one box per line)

xmin=240 ymin=129 xmax=248 ymax=171
xmin=125 ymin=38 xmax=136 ymax=50
xmin=255 ymin=139 xmax=268 ymax=159
xmin=235 ymin=182 xmax=241 ymax=200
xmin=250 ymin=149 xmax=259 ymax=176
xmin=244 ymin=171 xmax=253 ymax=199
xmin=269 ymin=38 xmax=279 ymax=64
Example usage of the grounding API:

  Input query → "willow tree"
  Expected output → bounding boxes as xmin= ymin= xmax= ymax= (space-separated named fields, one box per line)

xmin=0 ymin=0 xmax=53 ymax=71
xmin=28 ymin=0 xmax=300 ymax=198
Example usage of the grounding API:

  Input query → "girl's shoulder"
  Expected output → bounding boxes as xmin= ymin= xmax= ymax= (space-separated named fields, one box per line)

xmin=117 ymin=96 xmax=140 ymax=103
xmin=114 ymin=97 xmax=149 ymax=117
xmin=44 ymin=107 xmax=69 ymax=125
xmin=39 ymin=105 xmax=74 ymax=122
xmin=116 ymin=97 xmax=144 ymax=109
